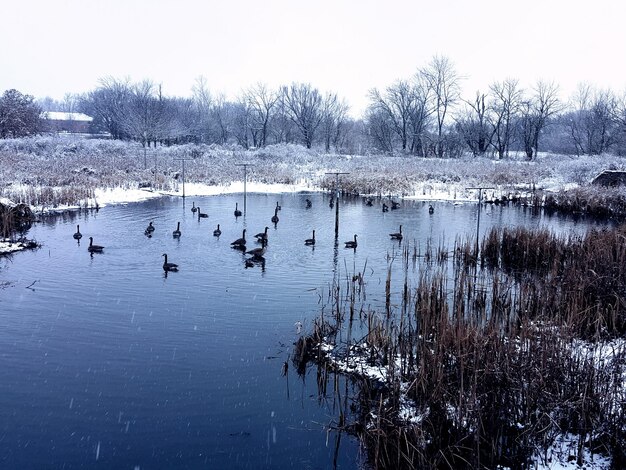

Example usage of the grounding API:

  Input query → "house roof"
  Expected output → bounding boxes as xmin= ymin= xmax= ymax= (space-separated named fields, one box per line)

xmin=42 ymin=111 xmax=93 ymax=122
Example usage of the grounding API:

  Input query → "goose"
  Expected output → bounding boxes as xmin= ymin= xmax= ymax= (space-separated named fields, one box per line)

xmin=429 ymin=204 xmax=434 ymax=214
xmin=73 ymin=225 xmax=82 ymax=240
xmin=145 ymin=221 xmax=155 ymax=233
xmin=246 ymin=238 xmax=267 ymax=258
xmin=197 ymin=207 xmax=208 ymax=218
xmin=382 ymin=203 xmax=389 ymax=213
xmin=365 ymin=198 xmax=373 ymax=206
xmin=191 ymin=202 xmax=198 ymax=213
xmin=231 ymin=229 xmax=246 ymax=247
xmin=213 ymin=224 xmax=222 ymax=237
xmin=271 ymin=207 xmax=279 ymax=223
xmin=305 ymin=198 xmax=312 ymax=208
xmin=234 ymin=203 xmax=242 ymax=217
xmin=391 ymin=200 xmax=400 ymax=210
xmin=254 ymin=226 xmax=269 ymax=243
xmin=87 ymin=237 xmax=104 ymax=253
xmin=172 ymin=221 xmax=182 ymax=238
xmin=390 ymin=225 xmax=403 ymax=240
xmin=276 ymin=201 xmax=281 ymax=211
xmin=344 ymin=234 xmax=358 ymax=249
xmin=162 ymin=253 xmax=179 ymax=272
xmin=305 ymin=230 xmax=316 ymax=246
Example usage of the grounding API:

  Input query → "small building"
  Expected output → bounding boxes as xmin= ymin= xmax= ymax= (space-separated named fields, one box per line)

xmin=591 ymin=170 xmax=626 ymax=188
xmin=41 ymin=111 xmax=94 ymax=134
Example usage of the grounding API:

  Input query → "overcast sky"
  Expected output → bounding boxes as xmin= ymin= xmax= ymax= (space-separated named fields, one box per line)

xmin=2 ymin=0 xmax=625 ymax=116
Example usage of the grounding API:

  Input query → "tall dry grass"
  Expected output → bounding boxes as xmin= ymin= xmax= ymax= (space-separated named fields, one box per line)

xmin=302 ymin=226 xmax=626 ymax=468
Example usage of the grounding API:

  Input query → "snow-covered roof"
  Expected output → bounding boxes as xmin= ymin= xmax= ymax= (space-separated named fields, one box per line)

xmin=42 ymin=111 xmax=93 ymax=122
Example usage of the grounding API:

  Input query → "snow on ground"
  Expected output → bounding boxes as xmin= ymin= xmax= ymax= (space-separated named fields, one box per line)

xmin=0 ymin=239 xmax=34 ymax=255
xmin=533 ymin=433 xmax=611 ymax=469
xmin=317 ymin=337 xmax=623 ymax=469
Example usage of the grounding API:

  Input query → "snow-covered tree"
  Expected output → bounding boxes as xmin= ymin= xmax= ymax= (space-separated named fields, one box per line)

xmin=0 ymin=89 xmax=41 ymax=138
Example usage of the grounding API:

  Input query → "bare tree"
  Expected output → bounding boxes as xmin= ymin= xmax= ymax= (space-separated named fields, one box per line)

xmin=365 ymin=107 xmax=394 ymax=153
xmin=455 ymin=91 xmax=494 ymax=157
xmin=489 ymin=78 xmax=522 ymax=159
xmin=191 ymin=76 xmax=213 ymax=143
xmin=282 ymin=83 xmax=323 ymax=149
xmin=270 ymin=91 xmax=296 ymax=145
xmin=565 ymin=84 xmax=618 ymax=155
xmin=162 ymin=97 xmax=197 ymax=144
xmin=231 ymin=98 xmax=252 ymax=148
xmin=124 ymin=80 xmax=167 ymax=148
xmin=81 ymin=77 xmax=131 ymax=139
xmin=420 ymin=55 xmax=461 ymax=158
xmin=210 ymin=94 xmax=235 ymax=145
xmin=368 ymin=80 xmax=415 ymax=152
xmin=245 ymin=83 xmax=278 ymax=148
xmin=320 ymin=92 xmax=349 ymax=153
xmin=407 ymin=77 xmax=431 ymax=156
xmin=519 ymin=80 xmax=560 ymax=160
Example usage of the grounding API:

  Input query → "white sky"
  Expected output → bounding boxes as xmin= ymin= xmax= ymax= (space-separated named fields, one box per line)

xmin=2 ymin=0 xmax=625 ymax=117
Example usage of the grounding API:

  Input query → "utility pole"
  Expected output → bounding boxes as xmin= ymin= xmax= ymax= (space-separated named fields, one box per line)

xmin=466 ymin=186 xmax=494 ymax=256
xmin=174 ymin=157 xmax=193 ymax=198
xmin=325 ymin=172 xmax=349 ymax=238
xmin=235 ymin=163 xmax=255 ymax=214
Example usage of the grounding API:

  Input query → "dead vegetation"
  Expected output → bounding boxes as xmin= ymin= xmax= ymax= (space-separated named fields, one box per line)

xmin=299 ymin=226 xmax=626 ymax=468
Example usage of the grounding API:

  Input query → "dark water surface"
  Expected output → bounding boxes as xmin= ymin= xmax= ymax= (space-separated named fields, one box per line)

xmin=0 ymin=193 xmax=607 ymax=469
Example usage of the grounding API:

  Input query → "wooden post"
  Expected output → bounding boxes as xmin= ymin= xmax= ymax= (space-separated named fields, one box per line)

xmin=326 ymin=172 xmax=349 ymax=238
xmin=466 ymin=186 xmax=494 ymax=256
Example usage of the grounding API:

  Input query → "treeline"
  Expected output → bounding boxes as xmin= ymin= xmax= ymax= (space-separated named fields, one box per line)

xmin=4 ymin=55 xmax=626 ymax=158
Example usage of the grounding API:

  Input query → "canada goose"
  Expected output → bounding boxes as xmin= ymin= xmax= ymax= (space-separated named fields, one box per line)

xmin=365 ymin=198 xmax=373 ymax=206
xmin=213 ymin=224 xmax=221 ymax=237
xmin=305 ymin=230 xmax=316 ymax=246
xmin=246 ymin=238 xmax=267 ymax=258
xmin=305 ymin=198 xmax=312 ymax=208
xmin=429 ymin=204 xmax=434 ymax=214
xmin=145 ymin=221 xmax=155 ymax=233
xmin=162 ymin=253 xmax=179 ymax=272
xmin=172 ymin=221 xmax=181 ymax=238
xmin=87 ymin=237 xmax=104 ymax=253
xmin=197 ymin=207 xmax=208 ymax=218
xmin=191 ymin=202 xmax=198 ymax=213
xmin=391 ymin=200 xmax=400 ymax=210
xmin=344 ymin=234 xmax=358 ymax=249
xmin=382 ymin=203 xmax=389 ymax=213
xmin=271 ymin=207 xmax=279 ymax=223
xmin=231 ymin=229 xmax=246 ymax=247
xmin=390 ymin=225 xmax=403 ymax=240
xmin=73 ymin=225 xmax=82 ymax=240
xmin=255 ymin=226 xmax=269 ymax=243
xmin=234 ymin=203 xmax=242 ymax=217
xmin=276 ymin=201 xmax=281 ymax=211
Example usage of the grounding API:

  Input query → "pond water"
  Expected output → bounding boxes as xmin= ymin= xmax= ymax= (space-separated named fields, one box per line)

xmin=0 ymin=193 xmax=609 ymax=469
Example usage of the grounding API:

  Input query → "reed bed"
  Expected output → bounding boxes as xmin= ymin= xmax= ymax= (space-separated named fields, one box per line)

xmin=300 ymin=226 xmax=626 ymax=468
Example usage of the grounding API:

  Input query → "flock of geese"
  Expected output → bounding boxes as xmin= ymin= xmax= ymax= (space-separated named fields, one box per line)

xmin=71 ymin=198 xmax=435 ymax=273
